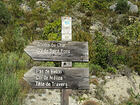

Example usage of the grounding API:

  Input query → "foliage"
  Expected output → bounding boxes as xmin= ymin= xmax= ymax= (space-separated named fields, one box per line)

xmin=73 ymin=62 xmax=89 ymax=68
xmin=9 ymin=0 xmax=24 ymax=18
xmin=43 ymin=19 xmax=61 ymax=40
xmin=0 ymin=1 xmax=11 ymax=25
xmin=92 ymin=0 xmax=107 ymax=10
xmin=92 ymin=31 xmax=127 ymax=71
xmin=116 ymin=0 xmax=130 ymax=13
xmin=92 ymin=31 xmax=110 ymax=68
xmin=0 ymin=26 xmax=26 ymax=52
xmin=105 ymin=66 xmax=117 ymax=74
xmin=128 ymin=43 xmax=140 ymax=75
xmin=89 ymin=64 xmax=104 ymax=76
xmin=0 ymin=52 xmax=31 ymax=73
xmin=50 ymin=0 xmax=66 ymax=15
xmin=118 ymin=21 xmax=140 ymax=46
xmin=80 ymin=0 xmax=107 ymax=11
xmin=0 ymin=72 xmax=22 ymax=105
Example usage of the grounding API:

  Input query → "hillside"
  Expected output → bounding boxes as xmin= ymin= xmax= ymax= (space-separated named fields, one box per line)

xmin=0 ymin=0 xmax=140 ymax=105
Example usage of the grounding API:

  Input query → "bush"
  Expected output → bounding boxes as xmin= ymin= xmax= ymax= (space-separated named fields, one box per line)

xmin=92 ymin=31 xmax=127 ymax=70
xmin=0 ymin=26 xmax=26 ymax=52
xmin=116 ymin=0 xmax=130 ymax=13
xmin=42 ymin=19 xmax=61 ymax=40
xmin=0 ymin=52 xmax=31 ymax=72
xmin=89 ymin=64 xmax=104 ymax=76
xmin=118 ymin=22 xmax=140 ymax=46
xmin=0 ymin=71 xmax=22 ymax=105
xmin=93 ymin=0 xmax=107 ymax=10
xmin=50 ymin=0 xmax=66 ymax=15
xmin=92 ymin=31 xmax=109 ymax=68
xmin=0 ymin=1 xmax=11 ymax=25
xmin=105 ymin=66 xmax=117 ymax=74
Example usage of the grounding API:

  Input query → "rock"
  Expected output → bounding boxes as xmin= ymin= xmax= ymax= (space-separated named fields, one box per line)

xmin=36 ymin=1 xmax=47 ymax=9
xmin=129 ymin=5 xmax=138 ymax=13
xmin=105 ymin=76 xmax=111 ymax=80
xmin=109 ymin=3 xmax=117 ymax=12
xmin=20 ymin=3 xmax=32 ymax=12
xmin=90 ymin=21 xmax=103 ymax=34
xmin=109 ymin=1 xmax=139 ymax=13
xmin=0 ymin=36 xmax=3 ymax=43
xmin=82 ymin=94 xmax=88 ymax=99
xmin=91 ymin=75 xmax=97 ymax=79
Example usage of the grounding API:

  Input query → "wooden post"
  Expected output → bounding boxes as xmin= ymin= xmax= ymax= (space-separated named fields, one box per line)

xmin=61 ymin=16 xmax=72 ymax=105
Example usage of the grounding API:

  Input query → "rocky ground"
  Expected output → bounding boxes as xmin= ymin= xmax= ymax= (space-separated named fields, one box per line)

xmin=23 ymin=73 xmax=140 ymax=105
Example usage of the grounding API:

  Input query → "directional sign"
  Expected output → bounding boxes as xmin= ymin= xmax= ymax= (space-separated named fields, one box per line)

xmin=62 ymin=16 xmax=72 ymax=41
xmin=62 ymin=17 xmax=72 ymax=34
xmin=24 ymin=67 xmax=89 ymax=89
xmin=24 ymin=40 xmax=89 ymax=62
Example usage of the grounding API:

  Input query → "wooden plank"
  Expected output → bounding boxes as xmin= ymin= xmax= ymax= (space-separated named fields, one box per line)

xmin=24 ymin=40 xmax=89 ymax=62
xmin=23 ymin=67 xmax=89 ymax=89
xmin=61 ymin=16 xmax=72 ymax=105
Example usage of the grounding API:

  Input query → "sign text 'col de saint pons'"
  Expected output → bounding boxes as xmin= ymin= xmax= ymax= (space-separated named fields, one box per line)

xmin=24 ymin=17 xmax=89 ymax=90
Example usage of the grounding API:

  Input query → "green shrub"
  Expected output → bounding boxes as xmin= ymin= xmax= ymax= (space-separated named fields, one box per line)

xmin=105 ymin=66 xmax=117 ymax=74
xmin=0 ymin=26 xmax=26 ymax=52
xmin=50 ymin=0 xmax=66 ymax=15
xmin=116 ymin=0 xmax=130 ymax=13
xmin=92 ymin=31 xmax=109 ymax=68
xmin=80 ymin=0 xmax=107 ymax=11
xmin=93 ymin=0 xmax=107 ymax=10
xmin=0 ymin=52 xmax=31 ymax=72
xmin=0 ymin=72 xmax=22 ymax=105
xmin=73 ymin=62 xmax=89 ymax=68
xmin=118 ymin=22 xmax=140 ymax=46
xmin=92 ymin=31 xmax=127 ymax=70
xmin=42 ymin=19 xmax=61 ymax=40
xmin=0 ymin=1 xmax=11 ymax=25
xmin=89 ymin=64 xmax=104 ymax=76
xmin=80 ymin=0 xmax=92 ymax=11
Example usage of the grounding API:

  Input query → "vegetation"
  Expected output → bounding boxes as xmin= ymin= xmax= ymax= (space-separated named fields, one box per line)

xmin=0 ymin=0 xmax=139 ymax=104
xmin=116 ymin=0 xmax=130 ymax=13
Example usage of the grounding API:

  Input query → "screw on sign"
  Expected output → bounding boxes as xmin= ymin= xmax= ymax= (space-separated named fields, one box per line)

xmin=23 ymin=16 xmax=89 ymax=105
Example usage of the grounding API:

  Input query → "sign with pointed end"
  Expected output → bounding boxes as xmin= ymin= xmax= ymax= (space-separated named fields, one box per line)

xmin=24 ymin=67 xmax=89 ymax=89
xmin=24 ymin=40 xmax=89 ymax=62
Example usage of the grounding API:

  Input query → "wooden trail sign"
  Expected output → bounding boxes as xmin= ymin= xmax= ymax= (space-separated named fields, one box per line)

xmin=24 ymin=67 xmax=89 ymax=89
xmin=24 ymin=40 xmax=89 ymax=62
xmin=23 ymin=16 xmax=89 ymax=105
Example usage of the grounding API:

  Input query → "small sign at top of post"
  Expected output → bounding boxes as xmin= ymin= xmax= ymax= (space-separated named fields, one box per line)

xmin=61 ymin=16 xmax=72 ymax=41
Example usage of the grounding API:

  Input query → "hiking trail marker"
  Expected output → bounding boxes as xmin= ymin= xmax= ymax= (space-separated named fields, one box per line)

xmin=24 ymin=16 xmax=89 ymax=105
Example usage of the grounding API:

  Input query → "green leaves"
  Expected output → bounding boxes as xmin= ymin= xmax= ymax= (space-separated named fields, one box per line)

xmin=43 ymin=19 xmax=61 ymax=41
xmin=0 ymin=1 xmax=11 ymax=25
xmin=116 ymin=0 xmax=130 ymax=13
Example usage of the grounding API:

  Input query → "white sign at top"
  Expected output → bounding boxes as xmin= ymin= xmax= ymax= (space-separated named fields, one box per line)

xmin=62 ymin=17 xmax=72 ymax=34
xmin=61 ymin=16 xmax=72 ymax=41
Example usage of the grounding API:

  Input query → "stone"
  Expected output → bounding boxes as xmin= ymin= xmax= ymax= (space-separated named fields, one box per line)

xmin=109 ymin=3 xmax=117 ymax=12
xmin=20 ymin=3 xmax=32 ymax=12
xmin=109 ymin=1 xmax=139 ymax=13
xmin=91 ymin=75 xmax=97 ymax=79
xmin=105 ymin=76 xmax=111 ymax=80
xmin=129 ymin=5 xmax=138 ymax=13
xmin=36 ymin=1 xmax=47 ymax=8
xmin=82 ymin=94 xmax=88 ymax=99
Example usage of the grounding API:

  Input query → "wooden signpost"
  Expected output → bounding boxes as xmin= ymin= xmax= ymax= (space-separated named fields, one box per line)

xmin=24 ymin=67 xmax=89 ymax=89
xmin=24 ymin=16 xmax=89 ymax=105
xmin=24 ymin=41 xmax=89 ymax=62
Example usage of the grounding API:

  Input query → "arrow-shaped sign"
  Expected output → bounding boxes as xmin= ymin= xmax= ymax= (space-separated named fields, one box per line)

xmin=24 ymin=67 xmax=89 ymax=89
xmin=24 ymin=40 xmax=89 ymax=62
